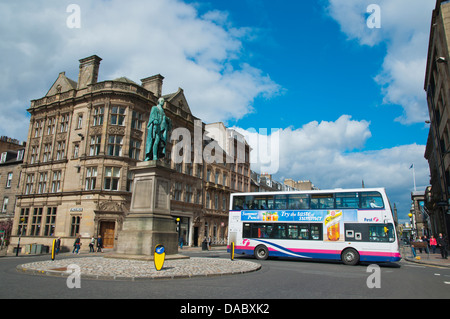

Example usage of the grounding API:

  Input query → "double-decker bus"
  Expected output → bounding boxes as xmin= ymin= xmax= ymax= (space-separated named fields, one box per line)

xmin=227 ymin=188 xmax=401 ymax=265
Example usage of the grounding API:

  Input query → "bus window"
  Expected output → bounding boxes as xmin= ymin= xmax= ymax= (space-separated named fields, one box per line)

xmin=269 ymin=224 xmax=287 ymax=239
xmin=335 ymin=192 xmax=359 ymax=209
xmin=243 ymin=196 xmax=254 ymax=210
xmin=253 ymin=195 xmax=269 ymax=210
xmin=360 ymin=192 xmax=384 ymax=209
xmin=233 ymin=196 xmax=244 ymax=210
xmin=274 ymin=195 xmax=287 ymax=210
xmin=310 ymin=224 xmax=322 ymax=240
xmin=266 ymin=196 xmax=274 ymax=209
xmin=298 ymin=225 xmax=310 ymax=240
xmin=311 ymin=194 xmax=334 ymax=209
xmin=369 ymin=224 xmax=395 ymax=242
xmin=287 ymin=224 xmax=299 ymax=238
xmin=287 ymin=194 xmax=310 ymax=210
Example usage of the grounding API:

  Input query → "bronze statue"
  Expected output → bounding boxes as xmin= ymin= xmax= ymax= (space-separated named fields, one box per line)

xmin=145 ymin=98 xmax=172 ymax=161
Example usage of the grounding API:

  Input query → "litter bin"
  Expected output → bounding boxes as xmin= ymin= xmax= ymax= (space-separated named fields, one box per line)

xmin=202 ymin=240 xmax=208 ymax=251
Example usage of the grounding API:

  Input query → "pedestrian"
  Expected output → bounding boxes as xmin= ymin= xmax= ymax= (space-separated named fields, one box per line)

xmin=96 ymin=235 xmax=103 ymax=253
xmin=72 ymin=235 xmax=81 ymax=254
xmin=55 ymin=237 xmax=61 ymax=254
xmin=423 ymin=235 xmax=430 ymax=254
xmin=437 ymin=233 xmax=448 ymax=259
xmin=207 ymin=236 xmax=211 ymax=250
xmin=430 ymin=235 xmax=437 ymax=254
xmin=89 ymin=236 xmax=95 ymax=252
xmin=179 ymin=235 xmax=184 ymax=249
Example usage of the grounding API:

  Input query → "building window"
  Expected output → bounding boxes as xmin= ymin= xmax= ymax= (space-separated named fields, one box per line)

xmin=223 ymin=196 xmax=227 ymax=211
xmin=215 ymin=171 xmax=219 ymax=184
xmin=34 ymin=120 xmax=44 ymax=138
xmin=17 ymin=208 xmax=29 ymax=235
xmin=85 ymin=167 xmax=97 ymax=190
xmin=70 ymin=216 xmax=81 ymax=237
xmin=215 ymin=193 xmax=219 ymax=209
xmin=30 ymin=207 xmax=43 ymax=236
xmin=59 ymin=114 xmax=70 ymax=133
xmin=43 ymin=143 xmax=52 ymax=163
xmin=89 ymin=135 xmax=102 ymax=156
xmin=2 ymin=197 xmax=8 ymax=213
xmin=107 ymin=135 xmax=123 ymax=157
xmin=129 ymin=139 xmax=141 ymax=160
xmin=131 ymin=111 xmax=143 ymax=130
xmin=56 ymin=141 xmax=66 ymax=160
xmin=185 ymin=185 xmax=193 ymax=203
xmin=93 ymin=107 xmax=104 ymax=126
xmin=44 ymin=207 xmax=57 ymax=237
xmin=110 ymin=106 xmax=126 ymax=126
xmin=206 ymin=192 xmax=210 ymax=209
xmin=37 ymin=172 xmax=48 ymax=194
xmin=174 ymin=182 xmax=182 ymax=201
xmin=104 ymin=167 xmax=120 ymax=191
xmin=73 ymin=143 xmax=79 ymax=159
xmin=76 ymin=114 xmax=83 ymax=129
xmin=30 ymin=146 xmax=39 ymax=164
xmin=25 ymin=173 xmax=35 ymax=195
xmin=6 ymin=172 xmax=13 ymax=188
xmin=51 ymin=171 xmax=61 ymax=193
xmin=47 ymin=117 xmax=56 ymax=135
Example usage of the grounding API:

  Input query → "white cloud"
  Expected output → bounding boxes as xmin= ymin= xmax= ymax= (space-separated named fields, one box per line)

xmin=0 ymin=0 xmax=280 ymax=141
xmin=326 ymin=0 xmax=435 ymax=124
xmin=235 ymin=115 xmax=429 ymax=220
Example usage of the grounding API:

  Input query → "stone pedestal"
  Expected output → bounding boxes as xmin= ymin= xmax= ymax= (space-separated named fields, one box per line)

xmin=114 ymin=161 xmax=178 ymax=256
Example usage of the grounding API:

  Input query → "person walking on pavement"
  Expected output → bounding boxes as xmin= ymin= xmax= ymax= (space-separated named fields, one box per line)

xmin=430 ymin=235 xmax=437 ymax=254
xmin=96 ymin=235 xmax=103 ymax=253
xmin=89 ymin=236 xmax=95 ymax=252
xmin=72 ymin=235 xmax=81 ymax=254
xmin=55 ymin=237 xmax=61 ymax=254
xmin=437 ymin=233 xmax=448 ymax=259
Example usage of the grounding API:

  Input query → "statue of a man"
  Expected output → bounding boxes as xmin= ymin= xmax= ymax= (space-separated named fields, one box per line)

xmin=145 ymin=98 xmax=172 ymax=161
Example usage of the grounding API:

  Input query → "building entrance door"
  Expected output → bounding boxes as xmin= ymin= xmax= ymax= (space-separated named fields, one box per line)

xmin=100 ymin=221 xmax=115 ymax=248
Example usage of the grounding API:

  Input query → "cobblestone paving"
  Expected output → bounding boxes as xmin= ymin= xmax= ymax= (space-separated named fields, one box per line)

xmin=17 ymin=257 xmax=261 ymax=281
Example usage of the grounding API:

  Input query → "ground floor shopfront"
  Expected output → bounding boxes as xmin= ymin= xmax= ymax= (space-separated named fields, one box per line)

xmin=8 ymin=196 xmax=229 ymax=253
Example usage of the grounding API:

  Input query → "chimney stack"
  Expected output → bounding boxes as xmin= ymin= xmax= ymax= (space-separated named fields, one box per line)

xmin=141 ymin=74 xmax=164 ymax=97
xmin=77 ymin=55 xmax=102 ymax=90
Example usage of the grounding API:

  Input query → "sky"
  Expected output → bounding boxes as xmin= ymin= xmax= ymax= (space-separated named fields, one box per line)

xmin=0 ymin=0 xmax=436 ymax=222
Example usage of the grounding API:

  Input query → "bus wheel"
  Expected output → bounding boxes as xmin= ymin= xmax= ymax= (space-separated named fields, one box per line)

xmin=341 ymin=248 xmax=360 ymax=266
xmin=254 ymin=245 xmax=269 ymax=260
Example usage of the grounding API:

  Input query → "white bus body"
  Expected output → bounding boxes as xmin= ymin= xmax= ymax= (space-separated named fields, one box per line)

xmin=227 ymin=188 xmax=401 ymax=265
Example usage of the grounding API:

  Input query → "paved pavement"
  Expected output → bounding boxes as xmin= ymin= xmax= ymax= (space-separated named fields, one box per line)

xmin=401 ymin=245 xmax=450 ymax=268
xmin=14 ymin=246 xmax=261 ymax=281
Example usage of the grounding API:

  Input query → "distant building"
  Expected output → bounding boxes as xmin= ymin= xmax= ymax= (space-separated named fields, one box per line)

xmin=0 ymin=139 xmax=25 ymax=222
xmin=284 ymin=179 xmax=316 ymax=191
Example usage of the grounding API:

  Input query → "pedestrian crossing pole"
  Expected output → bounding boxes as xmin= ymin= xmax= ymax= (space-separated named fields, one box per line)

xmin=51 ymin=239 xmax=56 ymax=261
xmin=230 ymin=242 xmax=235 ymax=261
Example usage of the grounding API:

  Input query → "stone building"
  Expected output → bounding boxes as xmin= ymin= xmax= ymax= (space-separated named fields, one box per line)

xmin=0 ymin=138 xmax=25 ymax=222
xmin=9 ymin=55 xmax=250 ymax=253
xmin=424 ymin=0 xmax=450 ymax=239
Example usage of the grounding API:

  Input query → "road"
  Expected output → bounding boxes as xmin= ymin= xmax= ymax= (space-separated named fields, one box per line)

xmin=1 ymin=249 xmax=449 ymax=301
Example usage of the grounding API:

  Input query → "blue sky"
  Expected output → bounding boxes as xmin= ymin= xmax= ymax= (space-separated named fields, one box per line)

xmin=0 ymin=0 xmax=436 ymax=221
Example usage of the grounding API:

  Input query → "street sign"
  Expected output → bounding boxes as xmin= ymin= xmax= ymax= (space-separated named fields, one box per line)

xmin=154 ymin=244 xmax=165 ymax=271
